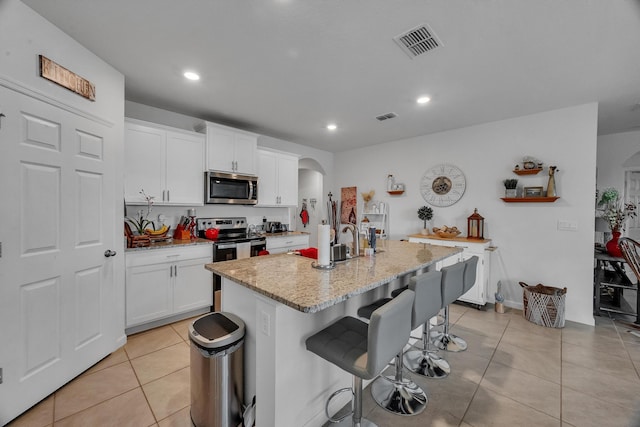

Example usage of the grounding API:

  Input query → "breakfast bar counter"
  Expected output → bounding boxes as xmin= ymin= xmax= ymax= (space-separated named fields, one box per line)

xmin=205 ymin=240 xmax=460 ymax=313
xmin=204 ymin=240 xmax=460 ymax=427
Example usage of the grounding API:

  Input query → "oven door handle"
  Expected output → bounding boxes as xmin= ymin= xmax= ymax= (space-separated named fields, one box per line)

xmin=216 ymin=243 xmax=238 ymax=250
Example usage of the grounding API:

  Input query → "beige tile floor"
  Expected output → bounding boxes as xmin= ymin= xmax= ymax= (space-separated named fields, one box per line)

xmin=8 ymin=305 xmax=640 ymax=427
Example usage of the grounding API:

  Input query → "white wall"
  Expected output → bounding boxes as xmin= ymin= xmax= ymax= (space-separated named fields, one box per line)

xmin=597 ymin=130 xmax=640 ymax=192
xmin=334 ymin=103 xmax=598 ymax=325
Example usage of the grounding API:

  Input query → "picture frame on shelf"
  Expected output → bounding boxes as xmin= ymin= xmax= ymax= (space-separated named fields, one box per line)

xmin=524 ymin=186 xmax=544 ymax=197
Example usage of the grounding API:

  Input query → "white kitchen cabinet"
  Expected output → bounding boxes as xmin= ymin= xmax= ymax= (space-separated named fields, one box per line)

xmin=125 ymin=245 xmax=213 ymax=329
xmin=198 ymin=121 xmax=258 ymax=174
xmin=257 ymin=149 xmax=299 ymax=206
xmin=266 ymin=234 xmax=309 ymax=254
xmin=124 ymin=119 xmax=204 ymax=205
xmin=408 ymin=235 xmax=492 ymax=307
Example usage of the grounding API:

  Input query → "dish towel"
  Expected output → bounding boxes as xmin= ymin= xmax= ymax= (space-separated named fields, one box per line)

xmin=300 ymin=202 xmax=309 ymax=227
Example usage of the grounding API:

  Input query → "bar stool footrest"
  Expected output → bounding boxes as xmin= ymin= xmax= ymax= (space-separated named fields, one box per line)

xmin=325 ymin=387 xmax=353 ymax=423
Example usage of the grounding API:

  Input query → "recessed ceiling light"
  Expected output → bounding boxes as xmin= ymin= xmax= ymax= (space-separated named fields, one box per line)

xmin=184 ymin=71 xmax=200 ymax=81
xmin=417 ymin=96 xmax=431 ymax=104
xmin=326 ymin=123 xmax=337 ymax=131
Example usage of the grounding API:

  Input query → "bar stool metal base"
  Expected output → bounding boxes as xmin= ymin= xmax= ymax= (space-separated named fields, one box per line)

xmin=403 ymin=349 xmax=450 ymax=378
xmin=431 ymin=331 xmax=467 ymax=352
xmin=369 ymin=374 xmax=427 ymax=416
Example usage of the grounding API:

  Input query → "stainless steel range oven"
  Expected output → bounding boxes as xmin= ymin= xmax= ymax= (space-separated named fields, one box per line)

xmin=197 ymin=217 xmax=267 ymax=309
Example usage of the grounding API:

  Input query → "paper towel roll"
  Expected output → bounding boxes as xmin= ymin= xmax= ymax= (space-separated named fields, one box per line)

xmin=317 ymin=223 xmax=331 ymax=266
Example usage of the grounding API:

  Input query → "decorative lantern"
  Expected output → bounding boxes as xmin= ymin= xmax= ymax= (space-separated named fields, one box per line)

xmin=467 ymin=208 xmax=484 ymax=239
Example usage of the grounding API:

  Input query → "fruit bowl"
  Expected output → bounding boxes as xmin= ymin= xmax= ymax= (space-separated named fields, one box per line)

xmin=145 ymin=225 xmax=171 ymax=240
xmin=432 ymin=226 xmax=461 ymax=239
xmin=436 ymin=230 xmax=461 ymax=238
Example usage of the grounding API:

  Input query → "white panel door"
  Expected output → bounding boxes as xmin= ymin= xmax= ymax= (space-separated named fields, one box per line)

xmin=0 ymin=86 xmax=121 ymax=424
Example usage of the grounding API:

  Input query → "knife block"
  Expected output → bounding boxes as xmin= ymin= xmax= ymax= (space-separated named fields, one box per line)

xmin=174 ymin=229 xmax=192 ymax=240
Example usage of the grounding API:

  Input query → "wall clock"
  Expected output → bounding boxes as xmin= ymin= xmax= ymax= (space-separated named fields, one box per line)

xmin=420 ymin=164 xmax=466 ymax=207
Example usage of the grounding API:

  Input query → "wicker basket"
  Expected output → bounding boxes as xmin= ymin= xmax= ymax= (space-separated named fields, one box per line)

xmin=519 ymin=282 xmax=567 ymax=328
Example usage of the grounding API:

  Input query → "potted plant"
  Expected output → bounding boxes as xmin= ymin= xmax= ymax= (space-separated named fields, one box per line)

xmin=503 ymin=179 xmax=518 ymax=198
xmin=417 ymin=206 xmax=434 ymax=235
xmin=126 ymin=189 xmax=155 ymax=234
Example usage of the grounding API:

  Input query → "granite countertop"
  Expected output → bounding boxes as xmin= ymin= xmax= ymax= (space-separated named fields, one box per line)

xmin=205 ymin=240 xmax=461 ymax=313
xmin=125 ymin=237 xmax=213 ymax=252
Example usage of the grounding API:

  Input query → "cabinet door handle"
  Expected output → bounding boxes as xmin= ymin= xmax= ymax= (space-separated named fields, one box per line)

xmin=170 ymin=265 xmax=173 ymax=277
xmin=174 ymin=265 xmax=177 ymax=277
xmin=166 ymin=190 xmax=170 ymax=202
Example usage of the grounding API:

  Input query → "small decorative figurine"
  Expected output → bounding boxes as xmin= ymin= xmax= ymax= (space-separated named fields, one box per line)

xmin=547 ymin=166 xmax=558 ymax=197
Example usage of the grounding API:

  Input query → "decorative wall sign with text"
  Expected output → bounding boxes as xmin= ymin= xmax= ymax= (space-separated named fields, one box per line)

xmin=39 ymin=55 xmax=95 ymax=101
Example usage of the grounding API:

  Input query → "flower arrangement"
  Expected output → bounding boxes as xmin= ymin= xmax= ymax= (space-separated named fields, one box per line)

xmin=417 ymin=205 xmax=434 ymax=229
xmin=361 ymin=190 xmax=375 ymax=210
xmin=126 ymin=189 xmax=155 ymax=234
xmin=598 ymin=187 xmax=637 ymax=232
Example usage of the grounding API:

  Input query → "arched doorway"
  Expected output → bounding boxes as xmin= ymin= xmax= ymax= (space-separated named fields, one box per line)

xmin=297 ymin=158 xmax=325 ymax=247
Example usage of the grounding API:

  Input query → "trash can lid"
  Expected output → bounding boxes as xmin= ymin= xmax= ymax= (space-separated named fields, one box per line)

xmin=189 ymin=312 xmax=245 ymax=349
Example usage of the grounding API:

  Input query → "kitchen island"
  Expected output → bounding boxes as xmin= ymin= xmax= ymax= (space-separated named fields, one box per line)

xmin=205 ymin=240 xmax=461 ymax=427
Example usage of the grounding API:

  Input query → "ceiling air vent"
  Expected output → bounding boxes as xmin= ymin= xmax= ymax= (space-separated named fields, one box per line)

xmin=393 ymin=24 xmax=442 ymax=58
xmin=376 ymin=112 xmax=398 ymax=122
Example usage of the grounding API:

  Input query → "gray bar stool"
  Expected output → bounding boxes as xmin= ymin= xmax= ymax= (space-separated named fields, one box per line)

xmin=306 ymin=290 xmax=415 ymax=427
xmin=462 ymin=256 xmax=479 ymax=295
xmin=431 ymin=261 xmax=467 ymax=352
xmin=403 ymin=270 xmax=451 ymax=378
xmin=357 ymin=294 xmax=427 ymax=416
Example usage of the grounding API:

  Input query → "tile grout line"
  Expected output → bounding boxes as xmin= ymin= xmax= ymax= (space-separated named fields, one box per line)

xmin=456 ymin=311 xmax=507 ymax=425
xmin=52 ymin=360 xmax=142 ymax=425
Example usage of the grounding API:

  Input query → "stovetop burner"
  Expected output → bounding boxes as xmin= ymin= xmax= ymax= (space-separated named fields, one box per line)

xmin=197 ymin=217 xmax=264 ymax=244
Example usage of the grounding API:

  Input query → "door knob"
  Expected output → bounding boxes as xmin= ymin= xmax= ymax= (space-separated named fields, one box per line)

xmin=104 ymin=250 xmax=117 ymax=257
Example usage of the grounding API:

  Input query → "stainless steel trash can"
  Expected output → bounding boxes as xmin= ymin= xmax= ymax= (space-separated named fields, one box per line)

xmin=189 ymin=312 xmax=245 ymax=427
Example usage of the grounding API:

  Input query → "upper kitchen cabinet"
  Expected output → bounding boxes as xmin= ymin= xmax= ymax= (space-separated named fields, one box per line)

xmin=124 ymin=119 xmax=205 ymax=205
xmin=257 ymin=149 xmax=299 ymax=206
xmin=197 ymin=121 xmax=258 ymax=175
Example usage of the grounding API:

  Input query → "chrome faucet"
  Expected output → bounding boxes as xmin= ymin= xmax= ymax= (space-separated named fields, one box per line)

xmin=342 ymin=224 xmax=360 ymax=258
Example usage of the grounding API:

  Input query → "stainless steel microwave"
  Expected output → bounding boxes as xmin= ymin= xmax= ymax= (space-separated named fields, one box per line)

xmin=205 ymin=171 xmax=258 ymax=204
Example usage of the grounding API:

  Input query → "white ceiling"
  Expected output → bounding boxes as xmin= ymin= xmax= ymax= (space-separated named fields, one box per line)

xmin=22 ymin=0 xmax=640 ymax=152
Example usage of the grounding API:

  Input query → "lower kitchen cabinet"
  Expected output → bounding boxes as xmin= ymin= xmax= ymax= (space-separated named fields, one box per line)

xmin=125 ymin=245 xmax=213 ymax=330
xmin=408 ymin=235 xmax=492 ymax=307
xmin=266 ymin=234 xmax=310 ymax=254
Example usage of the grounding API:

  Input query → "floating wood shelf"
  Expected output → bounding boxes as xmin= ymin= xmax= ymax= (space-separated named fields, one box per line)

xmin=501 ymin=197 xmax=560 ymax=203
xmin=387 ymin=190 xmax=404 ymax=195
xmin=513 ymin=168 xmax=543 ymax=175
